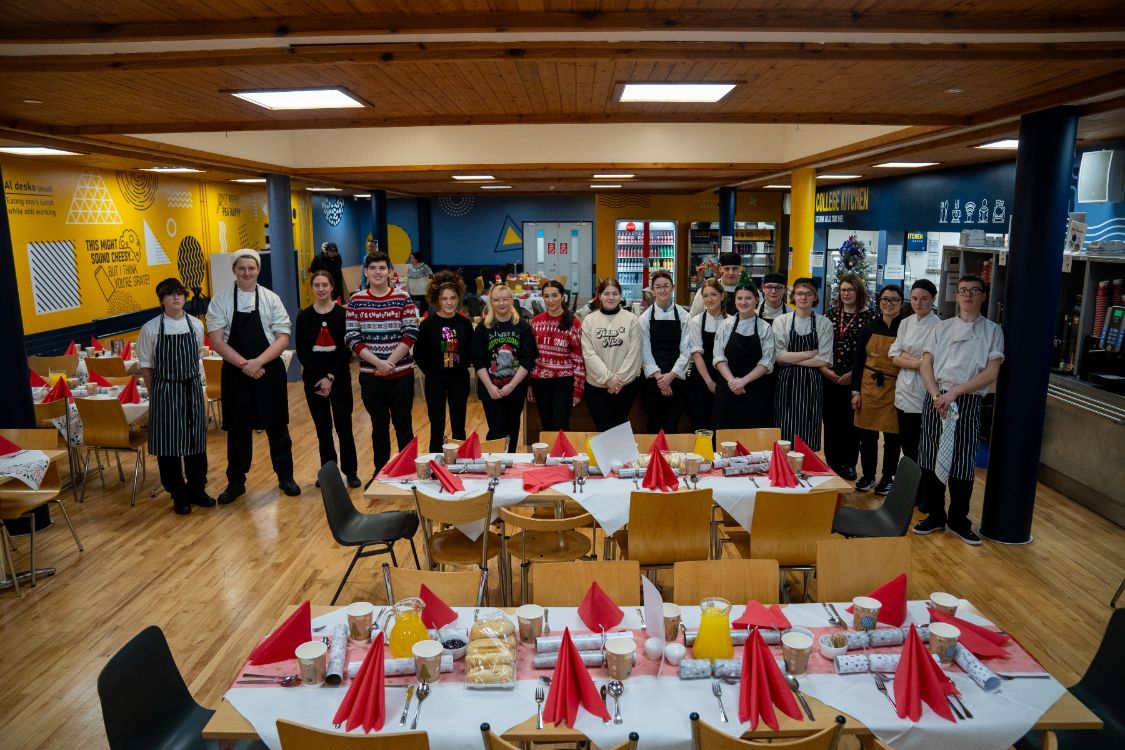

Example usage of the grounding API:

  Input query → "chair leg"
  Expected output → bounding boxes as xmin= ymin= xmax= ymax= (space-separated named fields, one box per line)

xmin=331 ymin=547 xmax=364 ymax=605
xmin=389 ymin=545 xmax=399 ymax=567
xmin=521 ymin=561 xmax=531 ymax=605
xmin=68 ymin=446 xmax=81 ymax=504
xmin=79 ymin=448 xmax=94 ymax=502
xmin=28 ymin=518 xmax=36 ymax=587
xmin=115 ymin=451 xmax=125 ymax=483
xmin=1111 ymin=576 xmax=1125 ymax=608
xmin=408 ymin=538 xmax=421 ymax=569
xmin=129 ymin=449 xmax=142 ymax=507
xmin=0 ymin=524 xmax=20 ymax=597
xmin=801 ymin=570 xmax=811 ymax=602
xmin=53 ymin=499 xmax=84 ymax=552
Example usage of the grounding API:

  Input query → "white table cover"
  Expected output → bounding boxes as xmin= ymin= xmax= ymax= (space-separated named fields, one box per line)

xmin=0 ymin=449 xmax=51 ymax=490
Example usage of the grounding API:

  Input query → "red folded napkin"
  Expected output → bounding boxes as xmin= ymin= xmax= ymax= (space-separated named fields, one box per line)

xmin=43 ymin=377 xmax=73 ymax=403
xmin=117 ymin=377 xmax=141 ymax=404
xmin=120 ymin=341 xmax=132 ymax=360
xmin=64 ymin=340 xmax=77 ymax=355
xmin=29 ymin=370 xmax=48 ymax=388
xmin=734 ymin=441 xmax=751 ymax=456
xmin=456 ymin=432 xmax=481 ymax=459
xmin=332 ymin=630 xmax=386 ymax=732
xmin=523 ymin=465 xmax=573 ymax=494
xmin=928 ymin=609 xmax=1009 ymax=659
xmin=382 ymin=437 xmax=418 ymax=478
xmin=88 ymin=370 xmax=112 ymax=387
xmin=739 ymin=627 xmax=803 ymax=729
xmin=248 ymin=600 xmax=312 ymax=665
xmin=894 ymin=625 xmax=956 ymax=722
xmin=845 ymin=573 xmax=907 ymax=627
xmin=542 ymin=628 xmax=610 ymax=727
xmin=0 ymin=435 xmax=22 ymax=457
xmin=428 ymin=459 xmax=464 ymax=493
xmin=792 ymin=435 xmax=833 ymax=475
xmin=732 ymin=601 xmax=792 ymax=630
xmin=642 ymin=446 xmax=678 ymax=492
xmin=550 ymin=430 xmax=577 ymax=457
xmin=419 ymin=584 xmax=458 ymax=630
xmin=577 ymin=581 xmax=623 ymax=631
xmin=768 ymin=442 xmax=798 ymax=488
xmin=90 ymin=337 xmax=106 ymax=352
xmin=650 ymin=429 xmax=669 ymax=453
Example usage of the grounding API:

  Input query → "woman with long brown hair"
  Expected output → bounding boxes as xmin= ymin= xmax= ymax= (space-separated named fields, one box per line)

xmin=528 ymin=279 xmax=584 ymax=431
xmin=415 ymin=271 xmax=474 ymax=452
xmin=580 ymin=278 xmax=642 ymax=432
xmin=822 ymin=273 xmax=876 ymax=478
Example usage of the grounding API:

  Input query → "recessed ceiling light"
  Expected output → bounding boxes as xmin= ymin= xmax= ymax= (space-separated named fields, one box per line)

xmin=975 ymin=139 xmax=1019 ymax=150
xmin=0 ymin=146 xmax=81 ymax=156
xmin=21 ymin=99 xmax=43 ymax=104
xmin=593 ymin=173 xmax=635 ymax=179
xmin=945 ymin=88 xmax=963 ymax=94
xmin=353 ymin=193 xmax=372 ymax=199
xmin=232 ymin=88 xmax=364 ymax=110
xmin=874 ymin=162 xmax=939 ymax=168
xmin=620 ymin=83 xmax=736 ymax=103
xmin=306 ymin=186 xmax=342 ymax=192
xmin=231 ymin=178 xmax=267 ymax=184
xmin=817 ymin=174 xmax=862 ymax=180
xmin=590 ymin=184 xmax=622 ymax=189
xmin=480 ymin=185 xmax=512 ymax=190
xmin=452 ymin=175 xmax=494 ymax=181
xmin=763 ymin=184 xmax=791 ymax=189
xmin=141 ymin=166 xmax=203 ymax=173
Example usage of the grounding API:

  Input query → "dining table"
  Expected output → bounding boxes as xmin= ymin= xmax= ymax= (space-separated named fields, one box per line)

xmin=32 ymin=389 xmax=150 ymax=447
xmin=0 ymin=448 xmax=69 ymax=592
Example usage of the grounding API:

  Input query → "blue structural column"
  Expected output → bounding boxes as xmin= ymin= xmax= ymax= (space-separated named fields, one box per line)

xmin=370 ymin=190 xmax=389 ymax=256
xmin=266 ymin=174 xmax=301 ymax=382
xmin=718 ymin=186 xmax=736 ymax=256
xmin=981 ymin=107 xmax=1078 ymax=544
xmin=0 ymin=162 xmax=34 ymax=429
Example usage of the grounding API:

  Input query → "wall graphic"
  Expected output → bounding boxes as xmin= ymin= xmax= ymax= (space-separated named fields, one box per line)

xmin=66 ymin=168 xmax=122 ymax=225
xmin=437 ymin=195 xmax=474 ymax=217
xmin=495 ymin=215 xmax=522 ymax=253
xmin=27 ymin=240 xmax=80 ymax=314
xmin=115 ymin=171 xmax=158 ymax=211
xmin=322 ymin=196 xmax=344 ymax=227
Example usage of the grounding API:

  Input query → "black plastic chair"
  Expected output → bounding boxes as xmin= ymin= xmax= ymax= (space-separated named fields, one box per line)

xmin=1013 ymin=609 xmax=1124 ymax=750
xmin=831 ymin=456 xmax=922 ymax=538
xmin=319 ymin=461 xmax=421 ymax=604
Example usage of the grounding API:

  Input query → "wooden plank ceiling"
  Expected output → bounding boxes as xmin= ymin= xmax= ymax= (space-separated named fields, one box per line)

xmin=1 ymin=1 xmax=1124 ymax=196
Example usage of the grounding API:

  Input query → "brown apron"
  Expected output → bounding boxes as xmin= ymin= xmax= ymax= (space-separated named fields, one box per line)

xmin=855 ymin=334 xmax=899 ymax=433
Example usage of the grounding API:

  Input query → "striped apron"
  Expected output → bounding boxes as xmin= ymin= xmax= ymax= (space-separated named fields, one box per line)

xmin=774 ymin=313 xmax=824 ymax=450
xmin=148 ymin=316 xmax=207 ymax=457
xmin=918 ymin=392 xmax=982 ymax=482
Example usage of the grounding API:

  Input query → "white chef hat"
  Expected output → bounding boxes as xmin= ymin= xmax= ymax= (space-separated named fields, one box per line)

xmin=231 ymin=248 xmax=261 ymax=268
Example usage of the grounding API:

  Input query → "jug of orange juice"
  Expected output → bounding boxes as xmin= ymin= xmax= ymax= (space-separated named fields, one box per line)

xmin=383 ymin=597 xmax=430 ymax=658
xmin=693 ymin=430 xmax=715 ymax=462
xmin=693 ymin=597 xmax=734 ymax=660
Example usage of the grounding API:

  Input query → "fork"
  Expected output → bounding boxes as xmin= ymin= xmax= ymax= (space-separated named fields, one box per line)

xmin=711 ymin=679 xmax=729 ymax=723
xmin=995 ymin=673 xmax=1052 ymax=680
xmin=535 ymin=683 xmax=545 ymax=729
xmin=635 ymin=607 xmax=646 ymax=628
xmin=874 ymin=673 xmax=896 ymax=710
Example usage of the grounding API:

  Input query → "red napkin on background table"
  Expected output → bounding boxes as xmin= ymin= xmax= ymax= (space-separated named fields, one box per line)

xmin=428 ymin=459 xmax=464 ymax=493
xmin=734 ymin=441 xmax=751 ymax=456
xmin=248 ymin=600 xmax=311 ymax=665
xmin=732 ymin=601 xmax=792 ymax=630
xmin=381 ymin=437 xmax=418 ymax=478
xmin=90 ymin=337 xmax=106 ymax=352
xmin=523 ymin=465 xmax=573 ymax=493
xmin=43 ymin=377 xmax=72 ymax=403
xmin=641 ymin=446 xmax=678 ymax=492
xmin=456 ymin=432 xmax=481 ymax=459
xmin=0 ymin=435 xmax=21 ymax=457
xmin=542 ymin=628 xmax=610 ymax=727
xmin=650 ymin=429 xmax=669 ymax=453
xmin=332 ymin=630 xmax=387 ymax=732
xmin=739 ymin=627 xmax=803 ymax=729
xmin=894 ymin=625 xmax=957 ymax=722
xmin=577 ymin=581 xmax=623 ymax=631
xmin=844 ymin=573 xmax=907 ymax=627
xmin=29 ymin=370 xmax=48 ymax=388
xmin=768 ymin=442 xmax=799 ymax=488
xmin=119 ymin=341 xmax=132 ymax=360
xmin=64 ymin=340 xmax=77 ymax=355
xmin=550 ymin=430 xmax=577 ymax=457
xmin=88 ymin=370 xmax=112 ymax=387
xmin=117 ymin=377 xmax=141 ymax=404
xmin=792 ymin=435 xmax=833 ymax=475
xmin=419 ymin=584 xmax=458 ymax=630
xmin=928 ymin=609 xmax=1009 ymax=659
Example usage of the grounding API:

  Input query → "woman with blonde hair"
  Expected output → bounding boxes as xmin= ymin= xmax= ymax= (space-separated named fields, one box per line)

xmin=471 ymin=283 xmax=538 ymax=451
xmin=415 ymin=271 xmax=474 ymax=452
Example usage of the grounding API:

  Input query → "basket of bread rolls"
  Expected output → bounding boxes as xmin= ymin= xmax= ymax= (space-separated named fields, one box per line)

xmin=465 ymin=611 xmax=517 ymax=689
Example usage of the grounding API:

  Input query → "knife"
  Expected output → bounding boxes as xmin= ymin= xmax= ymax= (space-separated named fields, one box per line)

xmin=398 ymin=684 xmax=415 ymax=726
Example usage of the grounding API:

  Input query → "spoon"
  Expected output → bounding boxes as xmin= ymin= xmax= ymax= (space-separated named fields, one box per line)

xmin=236 ymin=674 xmax=301 ymax=687
xmin=607 ymin=679 xmax=624 ymax=724
xmin=786 ymin=674 xmax=815 ymax=720
xmin=410 ymin=682 xmax=430 ymax=729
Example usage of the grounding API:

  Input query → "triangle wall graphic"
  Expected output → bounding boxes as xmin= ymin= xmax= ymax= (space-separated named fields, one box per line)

xmin=144 ymin=219 xmax=171 ymax=265
xmin=494 ymin=214 xmax=523 ymax=253
xmin=66 ymin=168 xmax=123 ymax=225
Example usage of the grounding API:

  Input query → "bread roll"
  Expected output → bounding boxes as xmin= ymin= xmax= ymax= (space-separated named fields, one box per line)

xmin=470 ymin=617 xmax=515 ymax=642
xmin=466 ymin=663 xmax=515 ymax=684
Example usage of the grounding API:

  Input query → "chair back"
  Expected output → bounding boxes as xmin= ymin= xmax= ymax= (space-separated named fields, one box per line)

xmin=815 ymin=537 xmax=911 ymax=603
xmin=497 ymin=506 xmax=594 ymax=533
xmin=626 ymin=489 xmax=713 ymax=566
xmin=413 ymin=487 xmax=497 ymax=569
xmin=530 ymin=560 xmax=641 ymax=606
xmin=97 ymin=626 xmax=207 ymax=750
xmin=715 ymin=428 xmax=781 ymax=452
xmin=202 ymin=357 xmax=223 ymax=400
xmin=672 ymin=560 xmax=781 ymax=605
xmin=475 ymin=276 xmax=486 ymax=296
xmin=554 ymin=275 xmax=569 ymax=287
xmin=451 ymin=436 xmax=508 ymax=454
xmin=635 ymin=433 xmax=697 ymax=453
xmin=33 ymin=399 xmax=68 ymax=426
xmin=75 ymin=398 xmax=133 ymax=449
xmin=690 ymin=712 xmax=845 ymax=750
xmin=480 ymin=723 xmax=520 ymax=750
xmin=278 ymin=719 xmax=430 ymax=749
xmin=882 ymin=456 xmax=923 ymax=536
xmin=383 ymin=563 xmax=487 ymax=607
xmin=748 ymin=490 xmax=839 ymax=566
xmin=29 ymin=354 xmax=78 ymax=377
xmin=1071 ymin=608 xmax=1125 ymax=742
xmin=318 ymin=462 xmax=362 ymax=546
xmin=86 ymin=357 xmax=128 ymax=377
xmin=537 ymin=431 xmax=587 ymax=450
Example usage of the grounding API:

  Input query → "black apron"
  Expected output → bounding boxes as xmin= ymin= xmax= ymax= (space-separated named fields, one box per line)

xmin=688 ymin=314 xmax=723 ymax=430
xmin=723 ymin=289 xmax=738 ymax=316
xmin=650 ymin=305 xmax=683 ymax=374
xmin=220 ymin=286 xmax=289 ymax=431
xmin=775 ymin=313 xmax=824 ymax=449
xmin=149 ymin=316 xmax=207 ymax=456
xmin=713 ymin=317 xmax=772 ymax=428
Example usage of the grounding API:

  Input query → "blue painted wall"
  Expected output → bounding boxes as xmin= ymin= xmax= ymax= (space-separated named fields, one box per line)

xmin=1070 ymin=143 xmax=1125 ymax=247
xmin=310 ymin=194 xmax=367 ymax=267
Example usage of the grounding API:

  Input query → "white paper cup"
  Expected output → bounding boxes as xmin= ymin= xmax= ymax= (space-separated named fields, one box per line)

xmin=295 ymin=641 xmax=328 ymax=685
xmin=781 ymin=631 xmax=814 ymax=674
xmin=852 ymin=596 xmax=882 ymax=631
xmin=346 ymin=601 xmax=374 ymax=642
xmin=787 ymin=450 xmax=805 ymax=473
xmin=532 ymin=442 xmax=549 ymax=464
xmin=412 ymin=639 xmax=444 ymax=682
xmin=928 ymin=622 xmax=961 ymax=665
xmin=515 ymin=604 xmax=545 ymax=643
xmin=719 ymin=441 xmax=737 ymax=459
xmin=442 ymin=443 xmax=459 ymax=465
xmin=415 ymin=459 xmax=432 ymax=480
xmin=929 ymin=591 xmax=959 ymax=615
xmin=776 ymin=440 xmax=792 ymax=453
xmin=605 ymin=637 xmax=636 ymax=679
xmin=663 ymin=602 xmax=682 ymax=641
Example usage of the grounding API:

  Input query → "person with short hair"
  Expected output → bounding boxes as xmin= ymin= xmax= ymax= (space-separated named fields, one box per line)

xmin=686 ymin=278 xmax=731 ymax=431
xmin=206 ymin=249 xmax=299 ymax=503
xmin=639 ymin=270 xmax=692 ymax=432
xmin=309 ymin=241 xmax=346 ymax=303
xmin=690 ymin=252 xmax=743 ymax=316
xmin=913 ymin=274 xmax=1004 ymax=545
xmin=405 ymin=252 xmax=434 ymax=316
xmin=773 ymin=278 xmax=834 ymax=449
xmin=471 ymin=283 xmax=537 ymax=452
xmin=581 ymin=278 xmax=643 ymax=431
xmin=529 ymin=279 xmax=584 ymax=432
xmin=889 ymin=279 xmax=941 ymax=465
xmin=712 ymin=282 xmax=775 ymax=429
xmin=138 ymin=277 xmax=211 ymax=515
xmin=415 ymin=271 xmax=474 ymax=452
xmin=758 ymin=273 xmax=789 ymax=323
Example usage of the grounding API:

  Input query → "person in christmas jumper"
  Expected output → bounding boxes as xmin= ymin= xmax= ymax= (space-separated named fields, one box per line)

xmin=471 ymin=283 xmax=538 ymax=452
xmin=415 ymin=271 xmax=474 ymax=452
xmin=528 ymin=279 xmax=585 ymax=432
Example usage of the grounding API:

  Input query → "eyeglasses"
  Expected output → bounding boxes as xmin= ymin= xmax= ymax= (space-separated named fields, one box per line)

xmin=957 ymin=288 xmax=984 ymax=296
xmin=839 ymin=287 xmax=856 ymax=294
xmin=652 ymin=283 xmax=673 ymax=290
xmin=763 ymin=284 xmax=786 ymax=291
xmin=793 ymin=291 xmax=815 ymax=298
xmin=879 ymin=297 xmax=902 ymax=304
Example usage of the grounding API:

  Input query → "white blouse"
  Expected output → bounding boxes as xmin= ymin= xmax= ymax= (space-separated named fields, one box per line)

xmin=771 ymin=312 xmax=834 ymax=366
xmin=888 ymin=311 xmax=941 ymax=413
xmin=205 ymin=285 xmax=292 ymax=345
xmin=687 ymin=311 xmax=729 ymax=354
xmin=712 ymin=315 xmax=775 ymax=373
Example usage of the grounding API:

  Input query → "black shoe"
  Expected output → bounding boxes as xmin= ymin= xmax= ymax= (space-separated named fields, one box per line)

xmin=874 ymin=478 xmax=893 ymax=496
xmin=173 ymin=502 xmax=192 ymax=515
xmin=951 ymin=526 xmax=982 ymax=546
xmin=855 ymin=476 xmax=875 ymax=492
xmin=279 ymin=477 xmax=301 ymax=496
xmin=192 ymin=492 xmax=217 ymax=508
xmin=217 ymin=485 xmax=245 ymax=505
xmin=346 ymin=475 xmax=362 ymax=489
xmin=913 ymin=516 xmax=945 ymax=535
xmin=315 ymin=479 xmax=321 ymax=488
xmin=840 ymin=466 xmax=857 ymax=481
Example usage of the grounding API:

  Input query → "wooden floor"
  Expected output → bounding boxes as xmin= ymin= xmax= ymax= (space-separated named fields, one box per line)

xmin=0 ymin=374 xmax=1121 ymax=750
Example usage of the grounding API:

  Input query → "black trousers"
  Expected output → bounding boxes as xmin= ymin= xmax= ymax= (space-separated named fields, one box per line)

xmin=686 ymin=373 xmax=716 ymax=432
xmin=531 ymin=376 xmax=575 ymax=433
xmin=304 ymin=378 xmax=358 ymax=477
xmin=858 ymin=428 xmax=901 ymax=482
xmin=641 ymin=376 xmax=686 ymax=433
xmin=226 ymin=427 xmax=294 ymax=486
xmin=360 ymin=373 xmax=416 ymax=475
xmin=584 ymin=380 xmax=639 ymax=433
xmin=157 ymin=453 xmax=208 ymax=505
xmin=423 ymin=369 xmax=470 ymax=453
xmin=896 ymin=409 xmax=922 ymax=463
xmin=822 ymin=379 xmax=859 ymax=472
xmin=481 ymin=391 xmax=526 ymax=453
xmin=918 ymin=468 xmax=974 ymax=532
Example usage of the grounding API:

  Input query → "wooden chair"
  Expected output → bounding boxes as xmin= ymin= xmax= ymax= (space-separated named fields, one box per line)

xmin=497 ymin=506 xmax=595 ymax=605
xmin=103 ymin=376 xmax=135 ymax=387
xmin=672 ymin=560 xmax=780 ymax=605
xmin=554 ymin=275 xmax=569 ymax=288
xmin=536 ymin=431 xmax=587 ymax=450
xmin=412 ymin=487 xmax=505 ymax=592
xmin=635 ymin=433 xmax=697 ymax=453
xmin=715 ymin=428 xmax=781 ymax=452
xmin=85 ymin=356 xmax=127 ymax=377
xmin=690 ymin=712 xmax=845 ymax=750
xmin=613 ymin=489 xmax=713 ymax=572
xmin=28 ymin=355 xmax=78 ymax=377
xmin=202 ymin=357 xmax=223 ymax=429
xmin=278 ymin=719 xmax=430 ymax=749
xmin=32 ymin=399 xmax=81 ymax=503
xmin=529 ymin=560 xmax=641 ymax=606
xmin=75 ymin=398 xmax=148 ymax=506
xmin=450 ymin=436 xmax=508 ymax=454
xmin=475 ymin=276 xmax=486 ymax=296
xmin=815 ymin=537 xmax=911 ymax=604
xmin=382 ymin=562 xmax=487 ymax=607
xmin=0 ymin=428 xmax=84 ymax=595
xmin=480 ymin=722 xmax=632 ymax=750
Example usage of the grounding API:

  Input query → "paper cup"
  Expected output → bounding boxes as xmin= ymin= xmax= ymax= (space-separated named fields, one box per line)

xmin=781 ymin=631 xmax=813 ymax=674
xmin=928 ymin=622 xmax=961 ymax=665
xmin=852 ymin=596 xmax=881 ymax=631
xmin=786 ymin=450 xmax=804 ymax=473
xmin=663 ymin=602 xmax=682 ymax=642
xmin=412 ymin=639 xmax=444 ymax=682
xmin=485 ymin=457 xmax=502 ymax=479
xmin=346 ymin=602 xmax=374 ymax=642
xmin=776 ymin=440 xmax=792 ymax=453
xmin=415 ymin=459 xmax=432 ymax=480
xmin=532 ymin=442 xmax=549 ymax=465
xmin=929 ymin=592 xmax=959 ymax=615
xmin=605 ymin=637 xmax=636 ymax=680
xmin=85 ymin=383 xmax=98 ymax=395
xmin=442 ymin=443 xmax=459 ymax=465
xmin=719 ymin=441 xmax=737 ymax=459
xmin=295 ymin=641 xmax=328 ymax=686
xmin=515 ymin=604 xmax=544 ymax=643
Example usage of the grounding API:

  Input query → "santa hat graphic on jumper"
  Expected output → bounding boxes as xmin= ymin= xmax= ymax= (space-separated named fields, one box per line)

xmin=313 ymin=322 xmax=337 ymax=352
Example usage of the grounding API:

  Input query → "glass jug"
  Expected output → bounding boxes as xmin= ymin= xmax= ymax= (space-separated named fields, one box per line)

xmin=383 ymin=597 xmax=430 ymax=658
xmin=693 ymin=430 xmax=715 ymax=462
xmin=693 ymin=596 xmax=734 ymax=660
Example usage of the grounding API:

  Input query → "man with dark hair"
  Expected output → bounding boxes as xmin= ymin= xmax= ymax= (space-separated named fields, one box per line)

xmin=309 ymin=241 xmax=346 ymax=302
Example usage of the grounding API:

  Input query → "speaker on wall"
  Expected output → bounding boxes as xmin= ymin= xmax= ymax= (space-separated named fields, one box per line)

xmin=1077 ymin=149 xmax=1124 ymax=204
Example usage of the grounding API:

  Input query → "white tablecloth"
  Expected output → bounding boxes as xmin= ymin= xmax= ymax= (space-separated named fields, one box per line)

xmin=0 ymin=449 xmax=51 ymax=490
xmin=35 ymin=394 xmax=149 ymax=447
